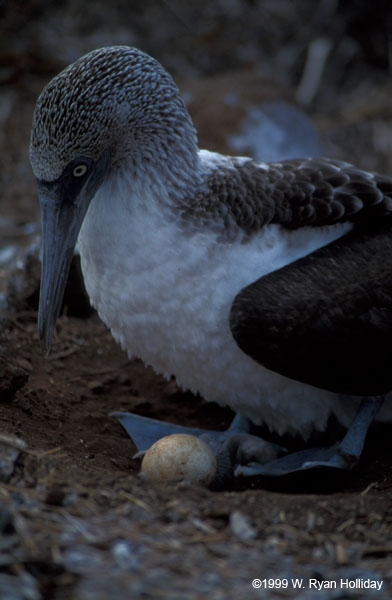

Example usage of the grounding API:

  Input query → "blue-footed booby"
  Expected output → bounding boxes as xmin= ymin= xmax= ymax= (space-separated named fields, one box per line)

xmin=29 ymin=46 xmax=392 ymax=481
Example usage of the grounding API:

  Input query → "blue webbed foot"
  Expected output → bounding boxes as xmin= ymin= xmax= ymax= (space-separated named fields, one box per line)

xmin=234 ymin=397 xmax=384 ymax=477
xmin=111 ymin=397 xmax=383 ymax=485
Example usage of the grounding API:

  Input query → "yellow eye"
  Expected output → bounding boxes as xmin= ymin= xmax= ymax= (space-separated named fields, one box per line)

xmin=73 ymin=164 xmax=88 ymax=177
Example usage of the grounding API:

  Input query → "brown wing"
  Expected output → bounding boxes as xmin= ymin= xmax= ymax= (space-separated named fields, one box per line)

xmin=194 ymin=157 xmax=392 ymax=236
xmin=230 ymin=219 xmax=392 ymax=395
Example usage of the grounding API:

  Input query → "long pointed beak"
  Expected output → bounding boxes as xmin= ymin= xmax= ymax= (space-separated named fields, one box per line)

xmin=37 ymin=149 xmax=111 ymax=354
xmin=38 ymin=182 xmax=87 ymax=354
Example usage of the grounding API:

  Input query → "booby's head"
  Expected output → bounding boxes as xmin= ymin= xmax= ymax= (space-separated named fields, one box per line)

xmin=29 ymin=46 xmax=198 ymax=353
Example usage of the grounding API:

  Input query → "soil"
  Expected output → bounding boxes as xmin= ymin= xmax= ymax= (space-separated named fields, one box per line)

xmin=2 ymin=269 xmax=392 ymax=599
xmin=1 ymin=2 xmax=392 ymax=599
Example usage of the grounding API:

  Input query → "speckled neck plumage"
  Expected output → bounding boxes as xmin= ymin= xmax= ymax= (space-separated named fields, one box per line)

xmin=30 ymin=46 xmax=392 ymax=243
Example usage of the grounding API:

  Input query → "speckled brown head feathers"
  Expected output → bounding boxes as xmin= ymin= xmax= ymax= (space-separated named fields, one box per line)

xmin=30 ymin=46 xmax=392 ymax=240
xmin=30 ymin=46 xmax=198 ymax=182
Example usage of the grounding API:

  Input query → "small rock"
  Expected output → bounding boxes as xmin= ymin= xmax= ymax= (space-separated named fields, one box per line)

xmin=229 ymin=510 xmax=257 ymax=541
xmin=88 ymin=380 xmax=104 ymax=393
xmin=14 ymin=358 xmax=33 ymax=373
xmin=0 ymin=433 xmax=26 ymax=482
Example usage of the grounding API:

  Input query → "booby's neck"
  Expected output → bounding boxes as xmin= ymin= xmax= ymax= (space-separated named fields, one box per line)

xmin=104 ymin=124 xmax=205 ymax=219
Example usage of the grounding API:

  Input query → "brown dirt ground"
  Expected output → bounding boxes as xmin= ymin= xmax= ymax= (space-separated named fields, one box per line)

xmin=1 ymin=259 xmax=392 ymax=599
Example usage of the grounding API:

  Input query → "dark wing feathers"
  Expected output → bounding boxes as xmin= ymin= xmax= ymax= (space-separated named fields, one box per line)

xmin=214 ymin=157 xmax=392 ymax=233
xmin=230 ymin=220 xmax=392 ymax=395
xmin=226 ymin=158 xmax=392 ymax=394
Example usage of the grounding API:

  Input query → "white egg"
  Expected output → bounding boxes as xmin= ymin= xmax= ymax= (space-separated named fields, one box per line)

xmin=141 ymin=433 xmax=217 ymax=486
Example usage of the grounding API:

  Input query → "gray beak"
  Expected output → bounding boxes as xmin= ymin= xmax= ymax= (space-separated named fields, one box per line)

xmin=37 ymin=149 xmax=111 ymax=354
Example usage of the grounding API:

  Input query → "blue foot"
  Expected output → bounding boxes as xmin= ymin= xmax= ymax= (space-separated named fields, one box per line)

xmin=110 ymin=411 xmax=215 ymax=452
xmin=110 ymin=409 xmax=285 ymax=487
xmin=111 ymin=397 xmax=384 ymax=483
xmin=235 ymin=397 xmax=384 ymax=477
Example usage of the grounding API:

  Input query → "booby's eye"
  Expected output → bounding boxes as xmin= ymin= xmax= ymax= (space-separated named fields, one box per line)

xmin=72 ymin=164 xmax=89 ymax=178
